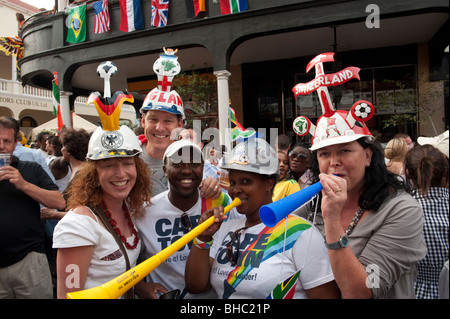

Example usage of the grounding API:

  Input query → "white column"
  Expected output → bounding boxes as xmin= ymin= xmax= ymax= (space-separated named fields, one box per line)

xmin=214 ymin=70 xmax=232 ymax=154
xmin=60 ymin=91 xmax=73 ymax=128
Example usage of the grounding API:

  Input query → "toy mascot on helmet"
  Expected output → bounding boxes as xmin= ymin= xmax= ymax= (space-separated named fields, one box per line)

xmin=140 ymin=48 xmax=184 ymax=119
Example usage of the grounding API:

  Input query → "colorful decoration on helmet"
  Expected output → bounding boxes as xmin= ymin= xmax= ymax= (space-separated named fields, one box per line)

xmin=229 ymin=107 xmax=261 ymax=142
xmin=292 ymin=53 xmax=374 ymax=150
xmin=86 ymin=61 xmax=141 ymax=160
xmin=140 ymin=48 xmax=185 ymax=118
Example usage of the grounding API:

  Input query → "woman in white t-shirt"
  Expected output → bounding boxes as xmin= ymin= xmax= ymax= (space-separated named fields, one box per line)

xmin=53 ymin=120 xmax=152 ymax=299
xmin=185 ymin=138 xmax=339 ymax=299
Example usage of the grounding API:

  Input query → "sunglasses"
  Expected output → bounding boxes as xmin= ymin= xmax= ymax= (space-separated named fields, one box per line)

xmin=180 ymin=212 xmax=192 ymax=231
xmin=289 ymin=151 xmax=308 ymax=161
xmin=226 ymin=227 xmax=248 ymax=266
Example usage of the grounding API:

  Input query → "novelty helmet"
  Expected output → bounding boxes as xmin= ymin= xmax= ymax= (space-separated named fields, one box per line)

xmin=221 ymin=138 xmax=279 ymax=178
xmin=86 ymin=61 xmax=142 ymax=160
xmin=292 ymin=52 xmax=374 ymax=151
xmin=140 ymin=87 xmax=185 ymax=119
xmin=139 ymin=48 xmax=185 ymax=119
xmin=87 ymin=125 xmax=141 ymax=160
xmin=293 ymin=102 xmax=375 ymax=151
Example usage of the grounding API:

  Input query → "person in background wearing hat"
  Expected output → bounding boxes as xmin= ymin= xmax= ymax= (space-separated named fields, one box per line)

xmin=404 ymin=145 xmax=449 ymax=299
xmin=418 ymin=130 xmax=449 ymax=160
xmin=135 ymin=140 xmax=239 ymax=299
xmin=0 ymin=117 xmax=65 ymax=299
xmin=52 ymin=74 xmax=153 ymax=298
xmin=185 ymin=138 xmax=339 ymax=299
xmin=294 ymin=113 xmax=427 ymax=299
xmin=139 ymin=49 xmax=220 ymax=199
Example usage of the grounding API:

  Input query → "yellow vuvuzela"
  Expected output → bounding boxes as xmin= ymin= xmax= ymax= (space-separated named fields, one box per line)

xmin=66 ymin=197 xmax=241 ymax=299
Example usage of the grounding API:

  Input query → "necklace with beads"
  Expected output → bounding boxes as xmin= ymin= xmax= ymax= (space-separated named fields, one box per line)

xmin=345 ymin=207 xmax=364 ymax=236
xmin=308 ymin=207 xmax=364 ymax=236
xmin=101 ymin=201 xmax=140 ymax=249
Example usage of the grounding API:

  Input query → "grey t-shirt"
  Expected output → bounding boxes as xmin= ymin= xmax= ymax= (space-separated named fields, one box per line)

xmin=293 ymin=190 xmax=427 ymax=299
xmin=140 ymin=143 xmax=167 ymax=197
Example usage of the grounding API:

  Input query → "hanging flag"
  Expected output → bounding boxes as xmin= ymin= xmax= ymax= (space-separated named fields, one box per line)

xmin=193 ymin=0 xmax=205 ymax=17
xmin=52 ymin=72 xmax=64 ymax=130
xmin=119 ymin=0 xmax=144 ymax=32
xmin=66 ymin=4 xmax=86 ymax=43
xmin=220 ymin=0 xmax=248 ymax=15
xmin=93 ymin=0 xmax=110 ymax=34
xmin=151 ymin=0 xmax=169 ymax=27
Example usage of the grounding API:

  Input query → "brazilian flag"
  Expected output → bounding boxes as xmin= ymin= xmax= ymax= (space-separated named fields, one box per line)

xmin=66 ymin=4 xmax=86 ymax=43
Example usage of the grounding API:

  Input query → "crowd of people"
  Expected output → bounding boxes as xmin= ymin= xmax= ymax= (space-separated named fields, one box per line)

xmin=0 ymin=52 xmax=448 ymax=300
xmin=1 ymin=112 xmax=448 ymax=300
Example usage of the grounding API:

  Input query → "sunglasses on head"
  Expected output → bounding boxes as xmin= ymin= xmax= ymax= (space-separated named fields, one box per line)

xmin=226 ymin=227 xmax=248 ymax=266
xmin=289 ymin=151 xmax=307 ymax=160
xmin=180 ymin=212 xmax=192 ymax=231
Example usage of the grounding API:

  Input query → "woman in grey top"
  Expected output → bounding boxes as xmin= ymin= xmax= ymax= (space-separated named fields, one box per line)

xmin=294 ymin=129 xmax=427 ymax=298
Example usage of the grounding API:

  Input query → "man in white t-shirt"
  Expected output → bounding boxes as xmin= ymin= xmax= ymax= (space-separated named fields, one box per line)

xmin=135 ymin=140 xmax=240 ymax=299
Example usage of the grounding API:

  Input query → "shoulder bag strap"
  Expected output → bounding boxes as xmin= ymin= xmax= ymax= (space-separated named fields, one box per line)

xmin=88 ymin=205 xmax=134 ymax=299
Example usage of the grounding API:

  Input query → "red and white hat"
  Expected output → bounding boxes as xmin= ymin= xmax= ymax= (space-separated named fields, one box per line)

xmin=140 ymin=48 xmax=185 ymax=119
xmin=292 ymin=53 xmax=374 ymax=150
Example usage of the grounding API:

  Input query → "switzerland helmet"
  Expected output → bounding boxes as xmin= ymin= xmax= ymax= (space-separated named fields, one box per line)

xmin=292 ymin=52 xmax=374 ymax=150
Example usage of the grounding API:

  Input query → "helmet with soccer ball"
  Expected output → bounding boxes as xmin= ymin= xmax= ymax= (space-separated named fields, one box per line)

xmin=292 ymin=53 xmax=375 ymax=150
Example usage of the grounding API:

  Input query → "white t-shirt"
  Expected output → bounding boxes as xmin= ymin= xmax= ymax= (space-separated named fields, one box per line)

xmin=135 ymin=190 xmax=240 ymax=299
xmin=53 ymin=209 xmax=141 ymax=295
xmin=209 ymin=215 xmax=334 ymax=299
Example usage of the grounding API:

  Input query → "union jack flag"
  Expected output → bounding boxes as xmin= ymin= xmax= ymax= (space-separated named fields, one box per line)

xmin=151 ymin=0 xmax=169 ymax=27
xmin=93 ymin=0 xmax=110 ymax=33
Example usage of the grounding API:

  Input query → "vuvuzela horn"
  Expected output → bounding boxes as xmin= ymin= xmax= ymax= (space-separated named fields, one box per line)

xmin=66 ymin=197 xmax=241 ymax=299
xmin=259 ymin=180 xmax=323 ymax=227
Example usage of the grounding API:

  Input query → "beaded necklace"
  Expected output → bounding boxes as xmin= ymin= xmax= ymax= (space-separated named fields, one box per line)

xmin=345 ymin=207 xmax=364 ymax=236
xmin=308 ymin=207 xmax=364 ymax=236
xmin=101 ymin=201 xmax=140 ymax=249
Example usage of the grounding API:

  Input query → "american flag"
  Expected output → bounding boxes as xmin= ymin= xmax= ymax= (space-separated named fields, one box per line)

xmin=93 ymin=0 xmax=110 ymax=33
xmin=151 ymin=0 xmax=169 ymax=27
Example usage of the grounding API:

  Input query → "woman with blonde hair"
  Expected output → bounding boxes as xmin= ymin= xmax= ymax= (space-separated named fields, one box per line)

xmin=385 ymin=137 xmax=409 ymax=180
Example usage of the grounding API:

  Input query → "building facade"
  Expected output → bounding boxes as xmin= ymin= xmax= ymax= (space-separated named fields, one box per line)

xmin=17 ymin=0 xmax=449 ymax=148
xmin=0 ymin=0 xmax=136 ymax=139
